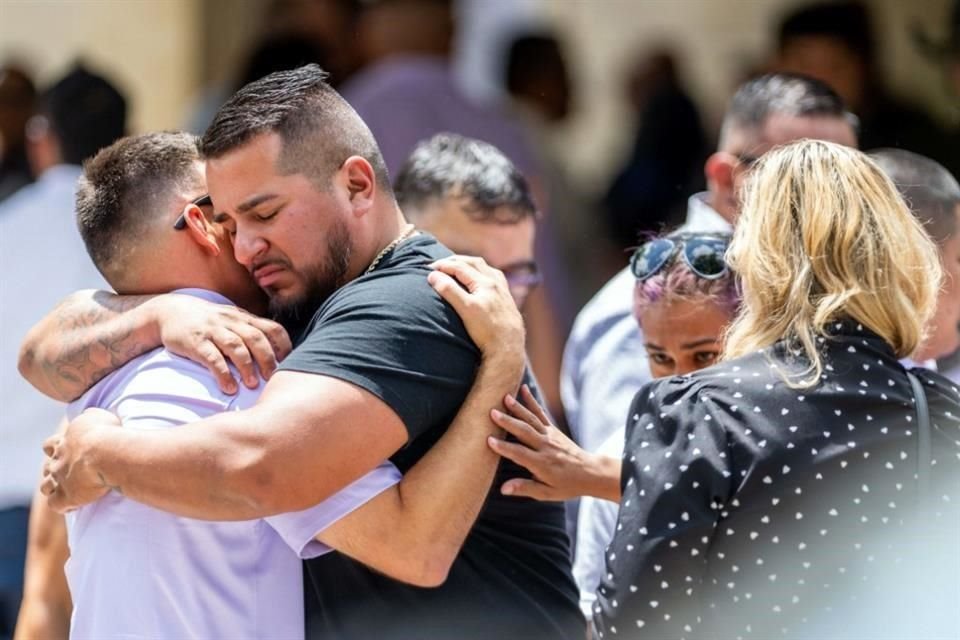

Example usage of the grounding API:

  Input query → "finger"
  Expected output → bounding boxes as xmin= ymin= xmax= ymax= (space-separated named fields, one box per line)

xmin=40 ymin=473 xmax=57 ymax=497
xmin=42 ymin=437 xmax=59 ymax=457
xmin=486 ymin=436 xmax=545 ymax=474
xmin=212 ymin=331 xmax=258 ymax=389
xmin=491 ymin=408 xmax=544 ymax=448
xmin=430 ymin=259 xmax=483 ymax=293
xmin=195 ymin=340 xmax=238 ymax=394
xmin=428 ymin=270 xmax=473 ymax=317
xmin=232 ymin=322 xmax=277 ymax=381
xmin=520 ymin=385 xmax=552 ymax=426
xmin=247 ymin=317 xmax=292 ymax=362
xmin=504 ymin=394 xmax=547 ymax=434
xmin=500 ymin=478 xmax=559 ymax=501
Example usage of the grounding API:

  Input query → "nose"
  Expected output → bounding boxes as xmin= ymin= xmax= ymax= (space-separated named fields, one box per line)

xmin=232 ymin=227 xmax=268 ymax=268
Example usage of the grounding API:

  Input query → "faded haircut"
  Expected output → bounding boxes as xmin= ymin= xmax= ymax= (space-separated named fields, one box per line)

xmin=719 ymin=73 xmax=853 ymax=149
xmin=869 ymin=148 xmax=960 ymax=244
xmin=200 ymin=63 xmax=392 ymax=192
xmin=394 ymin=133 xmax=536 ymax=224
xmin=76 ymin=131 xmax=203 ymax=283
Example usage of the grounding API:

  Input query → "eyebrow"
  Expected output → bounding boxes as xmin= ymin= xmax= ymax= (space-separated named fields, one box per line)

xmin=237 ymin=193 xmax=279 ymax=213
xmin=644 ymin=338 xmax=720 ymax=350
xmin=212 ymin=193 xmax=279 ymax=224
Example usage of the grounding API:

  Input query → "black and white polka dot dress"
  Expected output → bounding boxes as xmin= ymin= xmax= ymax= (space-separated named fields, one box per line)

xmin=594 ymin=322 xmax=960 ymax=639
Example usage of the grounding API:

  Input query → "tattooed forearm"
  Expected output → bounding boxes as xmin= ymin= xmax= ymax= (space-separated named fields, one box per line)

xmin=18 ymin=290 xmax=161 ymax=402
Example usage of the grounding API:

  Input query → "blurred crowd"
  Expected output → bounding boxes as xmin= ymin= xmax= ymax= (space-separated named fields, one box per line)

xmin=2 ymin=0 xmax=960 ymax=639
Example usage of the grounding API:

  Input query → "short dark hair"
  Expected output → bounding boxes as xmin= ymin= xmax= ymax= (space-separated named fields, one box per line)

xmin=394 ymin=133 xmax=537 ymax=223
xmin=720 ymin=72 xmax=852 ymax=146
xmin=778 ymin=1 xmax=874 ymax=64
xmin=201 ymin=64 xmax=391 ymax=191
xmin=870 ymin=148 xmax=960 ymax=244
xmin=76 ymin=132 xmax=203 ymax=283
xmin=39 ymin=64 xmax=127 ymax=166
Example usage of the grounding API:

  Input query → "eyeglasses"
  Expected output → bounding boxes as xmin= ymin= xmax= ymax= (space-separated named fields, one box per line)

xmin=173 ymin=194 xmax=213 ymax=230
xmin=630 ymin=235 xmax=729 ymax=281
xmin=502 ymin=262 xmax=541 ymax=289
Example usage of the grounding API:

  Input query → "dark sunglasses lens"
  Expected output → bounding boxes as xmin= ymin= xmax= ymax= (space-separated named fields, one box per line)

xmin=683 ymin=238 xmax=728 ymax=278
xmin=631 ymin=239 xmax=675 ymax=280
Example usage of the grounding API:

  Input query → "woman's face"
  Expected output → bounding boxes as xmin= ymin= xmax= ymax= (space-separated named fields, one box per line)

xmin=637 ymin=297 xmax=733 ymax=378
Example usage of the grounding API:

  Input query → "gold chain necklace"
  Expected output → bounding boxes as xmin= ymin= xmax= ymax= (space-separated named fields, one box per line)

xmin=364 ymin=224 xmax=417 ymax=274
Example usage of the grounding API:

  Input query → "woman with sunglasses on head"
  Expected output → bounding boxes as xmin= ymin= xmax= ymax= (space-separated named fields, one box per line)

xmin=579 ymin=140 xmax=958 ymax=639
xmin=447 ymin=230 xmax=739 ymax=618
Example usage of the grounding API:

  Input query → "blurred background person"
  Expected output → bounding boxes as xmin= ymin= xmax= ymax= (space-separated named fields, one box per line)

xmin=185 ymin=0 xmax=362 ymax=133
xmin=0 ymin=65 xmax=36 ymax=203
xmin=603 ymin=48 xmax=709 ymax=254
xmin=503 ymin=30 xmax=619 ymax=311
xmin=870 ymin=149 xmax=960 ymax=380
xmin=773 ymin=0 xmax=958 ymax=173
xmin=395 ymin=133 xmax=540 ymax=310
xmin=0 ymin=63 xmax=124 ymax=640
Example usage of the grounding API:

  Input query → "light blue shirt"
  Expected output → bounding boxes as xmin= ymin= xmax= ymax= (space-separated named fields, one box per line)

xmin=64 ymin=289 xmax=401 ymax=640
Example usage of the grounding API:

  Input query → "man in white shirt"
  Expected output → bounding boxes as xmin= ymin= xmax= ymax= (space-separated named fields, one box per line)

xmin=564 ymin=73 xmax=859 ymax=617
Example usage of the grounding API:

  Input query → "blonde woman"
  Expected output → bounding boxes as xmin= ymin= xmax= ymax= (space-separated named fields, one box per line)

xmin=590 ymin=140 xmax=960 ymax=639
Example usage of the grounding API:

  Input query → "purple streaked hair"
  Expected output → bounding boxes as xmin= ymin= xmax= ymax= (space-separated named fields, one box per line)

xmin=632 ymin=231 xmax=741 ymax=319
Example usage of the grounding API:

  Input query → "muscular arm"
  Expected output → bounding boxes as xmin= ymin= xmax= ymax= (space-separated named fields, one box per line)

xmin=316 ymin=350 xmax=524 ymax=586
xmin=18 ymin=290 xmax=159 ymax=402
xmin=19 ymin=290 xmax=290 ymax=402
xmin=50 ymin=371 xmax=411 ymax=520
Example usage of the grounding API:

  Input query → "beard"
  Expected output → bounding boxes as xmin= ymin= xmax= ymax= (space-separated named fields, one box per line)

xmin=268 ymin=217 xmax=352 ymax=329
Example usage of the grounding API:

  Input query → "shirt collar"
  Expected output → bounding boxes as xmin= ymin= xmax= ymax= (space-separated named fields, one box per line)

xmin=682 ymin=192 xmax=732 ymax=233
xmin=170 ymin=287 xmax=236 ymax=307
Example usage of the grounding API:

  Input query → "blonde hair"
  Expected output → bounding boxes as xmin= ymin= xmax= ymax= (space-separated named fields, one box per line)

xmin=724 ymin=139 xmax=943 ymax=386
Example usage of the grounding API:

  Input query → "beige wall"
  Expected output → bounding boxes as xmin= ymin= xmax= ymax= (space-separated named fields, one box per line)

xmin=542 ymin=0 xmax=956 ymax=188
xmin=0 ymin=0 xmax=202 ymax=133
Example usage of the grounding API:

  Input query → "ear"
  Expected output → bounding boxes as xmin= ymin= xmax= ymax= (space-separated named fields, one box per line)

xmin=704 ymin=151 xmax=736 ymax=193
xmin=341 ymin=156 xmax=376 ymax=217
xmin=181 ymin=204 xmax=222 ymax=257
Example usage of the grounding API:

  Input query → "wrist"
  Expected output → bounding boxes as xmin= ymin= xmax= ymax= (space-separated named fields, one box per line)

xmin=585 ymin=452 xmax=622 ymax=503
xmin=140 ymin=295 xmax=170 ymax=348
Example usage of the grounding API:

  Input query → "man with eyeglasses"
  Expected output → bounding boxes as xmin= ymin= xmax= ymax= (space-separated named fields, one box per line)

xmin=561 ymin=72 xmax=858 ymax=614
xmin=394 ymin=133 xmax=541 ymax=311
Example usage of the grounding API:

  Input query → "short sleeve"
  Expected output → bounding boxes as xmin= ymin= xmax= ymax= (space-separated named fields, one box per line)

xmin=265 ymin=462 xmax=402 ymax=559
xmin=593 ymin=377 xmax=733 ymax=638
xmin=278 ymin=268 xmax=480 ymax=442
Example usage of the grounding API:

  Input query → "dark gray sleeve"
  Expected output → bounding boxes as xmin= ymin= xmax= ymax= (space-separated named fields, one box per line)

xmin=278 ymin=270 xmax=481 ymax=441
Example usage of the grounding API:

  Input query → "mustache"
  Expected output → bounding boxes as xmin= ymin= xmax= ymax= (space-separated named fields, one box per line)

xmin=250 ymin=258 xmax=290 ymax=275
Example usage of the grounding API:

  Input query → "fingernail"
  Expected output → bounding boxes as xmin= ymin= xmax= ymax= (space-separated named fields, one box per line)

xmin=502 ymin=483 xmax=514 ymax=495
xmin=491 ymin=409 xmax=503 ymax=420
xmin=504 ymin=394 xmax=516 ymax=406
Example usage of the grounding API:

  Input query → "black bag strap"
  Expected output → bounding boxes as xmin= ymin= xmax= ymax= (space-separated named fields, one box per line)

xmin=905 ymin=370 xmax=932 ymax=499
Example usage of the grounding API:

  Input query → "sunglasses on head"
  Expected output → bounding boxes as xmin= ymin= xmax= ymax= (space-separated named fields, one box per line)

xmin=630 ymin=235 xmax=730 ymax=281
xmin=173 ymin=194 xmax=213 ymax=230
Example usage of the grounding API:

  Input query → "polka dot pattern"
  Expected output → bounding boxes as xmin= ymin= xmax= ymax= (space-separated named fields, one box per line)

xmin=593 ymin=323 xmax=960 ymax=639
